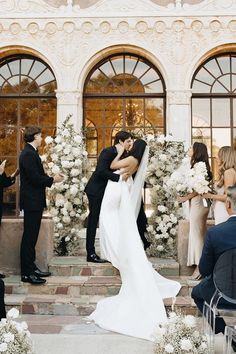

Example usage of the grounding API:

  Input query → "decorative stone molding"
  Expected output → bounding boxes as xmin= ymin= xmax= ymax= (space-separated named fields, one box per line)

xmin=167 ymin=90 xmax=192 ymax=105
xmin=2 ymin=0 xmax=236 ymax=18
xmin=56 ymin=90 xmax=81 ymax=105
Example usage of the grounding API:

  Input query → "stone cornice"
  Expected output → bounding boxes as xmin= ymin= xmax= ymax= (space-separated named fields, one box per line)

xmin=1 ymin=0 xmax=236 ymax=19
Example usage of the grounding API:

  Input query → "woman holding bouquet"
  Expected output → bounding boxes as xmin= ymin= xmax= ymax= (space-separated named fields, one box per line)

xmin=203 ymin=146 xmax=236 ymax=225
xmin=178 ymin=142 xmax=212 ymax=280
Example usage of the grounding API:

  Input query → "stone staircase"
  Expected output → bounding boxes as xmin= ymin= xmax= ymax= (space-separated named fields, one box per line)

xmin=4 ymin=255 xmax=199 ymax=316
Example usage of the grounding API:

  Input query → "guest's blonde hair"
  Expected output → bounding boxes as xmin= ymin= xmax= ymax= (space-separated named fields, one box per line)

xmin=217 ymin=146 xmax=236 ymax=188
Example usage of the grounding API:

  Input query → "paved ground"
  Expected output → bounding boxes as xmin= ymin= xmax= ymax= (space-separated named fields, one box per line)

xmin=16 ymin=315 xmax=225 ymax=354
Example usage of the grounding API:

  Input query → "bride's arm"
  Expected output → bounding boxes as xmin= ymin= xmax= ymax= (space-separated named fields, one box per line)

xmin=111 ymin=156 xmax=137 ymax=170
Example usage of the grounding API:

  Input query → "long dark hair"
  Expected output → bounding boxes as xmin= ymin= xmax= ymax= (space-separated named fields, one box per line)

xmin=191 ymin=142 xmax=212 ymax=180
xmin=129 ymin=139 xmax=147 ymax=163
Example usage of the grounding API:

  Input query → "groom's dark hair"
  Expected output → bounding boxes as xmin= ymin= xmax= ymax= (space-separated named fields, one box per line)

xmin=114 ymin=131 xmax=133 ymax=144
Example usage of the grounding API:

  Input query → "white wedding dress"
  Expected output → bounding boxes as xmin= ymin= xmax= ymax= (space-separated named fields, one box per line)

xmin=88 ymin=148 xmax=181 ymax=341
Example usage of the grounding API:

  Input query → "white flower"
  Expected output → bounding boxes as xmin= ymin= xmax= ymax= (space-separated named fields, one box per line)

xmin=40 ymin=154 xmax=47 ymax=162
xmin=55 ymin=136 xmax=62 ymax=144
xmin=70 ymin=185 xmax=78 ymax=195
xmin=74 ymin=135 xmax=82 ymax=143
xmin=157 ymin=205 xmax=166 ymax=213
xmin=0 ymin=343 xmax=7 ymax=352
xmin=70 ymin=168 xmax=80 ymax=177
xmin=180 ymin=338 xmax=193 ymax=351
xmin=52 ymin=165 xmax=60 ymax=174
xmin=7 ymin=308 xmax=19 ymax=319
xmin=183 ymin=315 xmax=196 ymax=328
xmin=45 ymin=136 xmax=53 ymax=145
xmin=62 ymin=129 xmax=70 ymax=137
xmin=200 ymin=342 xmax=208 ymax=349
xmin=57 ymin=223 xmax=63 ymax=229
xmin=157 ymin=245 xmax=164 ymax=251
xmin=72 ymin=147 xmax=81 ymax=156
xmin=164 ymin=344 xmax=174 ymax=353
xmin=3 ymin=333 xmax=14 ymax=343
xmin=65 ymin=236 xmax=70 ymax=242
xmin=62 ymin=216 xmax=71 ymax=224
xmin=61 ymin=160 xmax=71 ymax=169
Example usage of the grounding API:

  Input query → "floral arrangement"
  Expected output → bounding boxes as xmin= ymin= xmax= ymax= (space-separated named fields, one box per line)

xmin=0 ymin=308 xmax=34 ymax=354
xmin=145 ymin=134 xmax=185 ymax=258
xmin=167 ymin=160 xmax=210 ymax=196
xmin=154 ymin=312 xmax=208 ymax=354
xmin=42 ymin=115 xmax=89 ymax=256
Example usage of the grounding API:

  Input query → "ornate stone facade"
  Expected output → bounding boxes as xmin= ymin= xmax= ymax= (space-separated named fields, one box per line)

xmin=0 ymin=0 xmax=236 ymax=144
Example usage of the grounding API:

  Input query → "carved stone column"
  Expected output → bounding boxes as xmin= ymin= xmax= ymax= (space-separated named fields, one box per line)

xmin=56 ymin=90 xmax=82 ymax=131
xmin=166 ymin=90 xmax=192 ymax=147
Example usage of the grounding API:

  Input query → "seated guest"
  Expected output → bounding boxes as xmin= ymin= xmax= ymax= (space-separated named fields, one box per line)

xmin=0 ymin=279 xmax=6 ymax=320
xmin=192 ymin=184 xmax=236 ymax=351
xmin=0 ymin=160 xmax=19 ymax=278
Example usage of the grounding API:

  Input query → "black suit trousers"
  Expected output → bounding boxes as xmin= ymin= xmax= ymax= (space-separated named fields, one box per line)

xmin=0 ymin=279 xmax=6 ymax=320
xmin=20 ymin=209 xmax=43 ymax=275
xmin=86 ymin=195 xmax=103 ymax=255
xmin=137 ymin=201 xmax=149 ymax=249
xmin=191 ymin=277 xmax=236 ymax=334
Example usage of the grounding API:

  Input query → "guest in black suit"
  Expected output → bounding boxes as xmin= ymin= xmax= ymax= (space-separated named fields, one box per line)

xmin=85 ymin=131 xmax=150 ymax=263
xmin=0 ymin=160 xmax=19 ymax=279
xmin=19 ymin=126 xmax=64 ymax=285
xmin=192 ymin=184 xmax=236 ymax=339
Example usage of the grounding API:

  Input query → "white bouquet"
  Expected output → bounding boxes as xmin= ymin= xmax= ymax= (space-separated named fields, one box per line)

xmin=188 ymin=161 xmax=210 ymax=194
xmin=0 ymin=308 xmax=34 ymax=354
xmin=166 ymin=157 xmax=191 ymax=196
xmin=154 ymin=312 xmax=208 ymax=354
xmin=167 ymin=160 xmax=210 ymax=196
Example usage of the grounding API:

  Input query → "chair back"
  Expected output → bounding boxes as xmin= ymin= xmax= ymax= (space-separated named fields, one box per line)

xmin=213 ymin=248 xmax=236 ymax=304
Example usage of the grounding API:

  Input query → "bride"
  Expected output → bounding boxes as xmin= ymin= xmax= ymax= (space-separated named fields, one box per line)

xmin=88 ymin=139 xmax=181 ymax=341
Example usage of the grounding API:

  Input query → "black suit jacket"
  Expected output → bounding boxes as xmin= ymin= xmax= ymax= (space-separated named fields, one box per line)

xmin=198 ymin=216 xmax=236 ymax=303
xmin=19 ymin=144 xmax=53 ymax=211
xmin=0 ymin=172 xmax=15 ymax=224
xmin=85 ymin=146 xmax=120 ymax=199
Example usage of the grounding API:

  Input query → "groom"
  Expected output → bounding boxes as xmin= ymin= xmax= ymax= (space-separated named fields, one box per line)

xmin=85 ymin=131 xmax=150 ymax=263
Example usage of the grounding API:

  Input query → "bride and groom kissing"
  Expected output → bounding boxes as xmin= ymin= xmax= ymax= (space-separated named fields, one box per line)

xmin=85 ymin=130 xmax=181 ymax=340
xmin=85 ymin=130 xmax=150 ymax=263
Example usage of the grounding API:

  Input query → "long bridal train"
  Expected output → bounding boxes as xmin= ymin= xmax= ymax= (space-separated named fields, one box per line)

xmin=88 ymin=175 xmax=181 ymax=341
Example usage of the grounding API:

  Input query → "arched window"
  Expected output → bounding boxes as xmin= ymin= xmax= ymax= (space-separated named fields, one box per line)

xmin=83 ymin=53 xmax=166 ymax=165
xmin=0 ymin=54 xmax=57 ymax=216
xmin=191 ymin=53 xmax=236 ymax=174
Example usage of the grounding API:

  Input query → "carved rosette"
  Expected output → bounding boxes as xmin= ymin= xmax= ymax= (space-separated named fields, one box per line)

xmin=27 ymin=22 xmax=39 ymax=34
xmin=167 ymin=90 xmax=192 ymax=105
xmin=118 ymin=21 xmax=129 ymax=34
xmin=100 ymin=21 xmax=111 ymax=34
xmin=136 ymin=21 xmax=148 ymax=33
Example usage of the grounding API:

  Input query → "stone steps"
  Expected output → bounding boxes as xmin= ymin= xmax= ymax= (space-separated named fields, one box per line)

xmin=5 ymin=293 xmax=198 ymax=317
xmin=48 ymin=256 xmax=180 ymax=277
xmin=4 ymin=275 xmax=197 ymax=297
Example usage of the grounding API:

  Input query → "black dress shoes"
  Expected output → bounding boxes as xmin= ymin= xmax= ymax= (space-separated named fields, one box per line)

xmin=87 ymin=253 xmax=108 ymax=263
xmin=21 ymin=274 xmax=46 ymax=285
xmin=34 ymin=269 xmax=51 ymax=278
xmin=0 ymin=274 xmax=5 ymax=279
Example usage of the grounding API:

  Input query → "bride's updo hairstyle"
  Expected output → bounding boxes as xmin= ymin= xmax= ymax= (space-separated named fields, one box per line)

xmin=129 ymin=139 xmax=147 ymax=163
